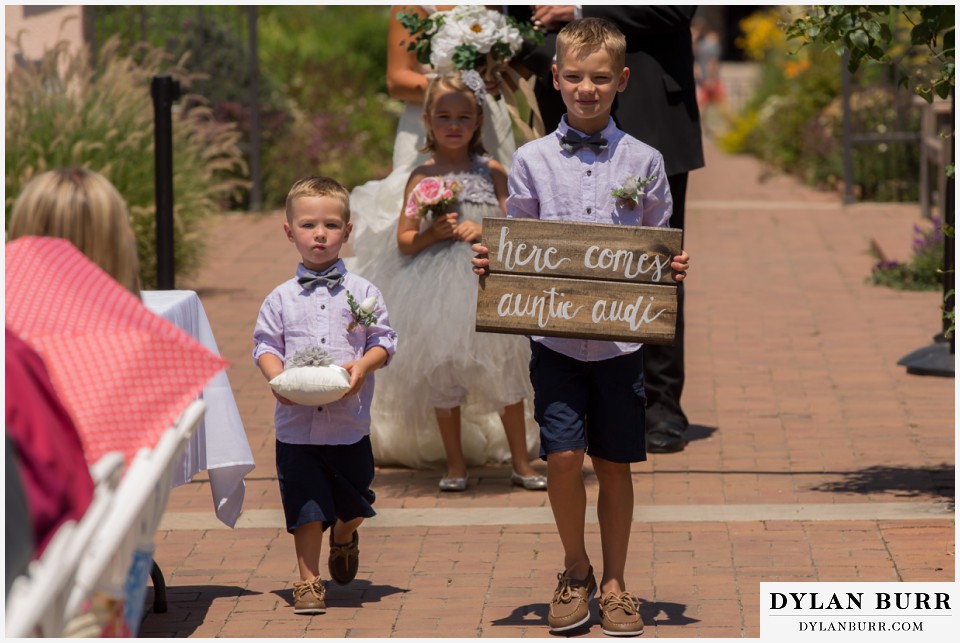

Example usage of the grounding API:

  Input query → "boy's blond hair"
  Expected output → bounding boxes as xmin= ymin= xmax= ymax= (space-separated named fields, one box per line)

xmin=555 ymin=17 xmax=626 ymax=71
xmin=8 ymin=168 xmax=141 ymax=295
xmin=285 ymin=176 xmax=351 ymax=223
xmin=421 ymin=71 xmax=487 ymax=157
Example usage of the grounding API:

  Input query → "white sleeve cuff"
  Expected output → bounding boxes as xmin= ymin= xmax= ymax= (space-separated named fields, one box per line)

xmin=574 ymin=5 xmax=583 ymax=20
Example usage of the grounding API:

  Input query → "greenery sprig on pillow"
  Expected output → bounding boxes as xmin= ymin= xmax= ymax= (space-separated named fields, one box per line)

xmin=269 ymin=346 xmax=351 ymax=405
xmin=286 ymin=345 xmax=335 ymax=368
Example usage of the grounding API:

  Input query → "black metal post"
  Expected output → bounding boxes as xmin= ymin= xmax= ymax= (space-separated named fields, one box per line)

xmin=944 ymin=90 xmax=955 ymax=355
xmin=247 ymin=5 xmax=262 ymax=211
xmin=840 ymin=53 xmax=855 ymax=204
xmin=896 ymin=90 xmax=955 ymax=376
xmin=149 ymin=561 xmax=167 ymax=614
xmin=151 ymin=75 xmax=181 ymax=290
xmin=82 ymin=7 xmax=96 ymax=67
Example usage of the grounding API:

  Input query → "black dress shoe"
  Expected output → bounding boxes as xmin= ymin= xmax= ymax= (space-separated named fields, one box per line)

xmin=646 ymin=421 xmax=688 ymax=453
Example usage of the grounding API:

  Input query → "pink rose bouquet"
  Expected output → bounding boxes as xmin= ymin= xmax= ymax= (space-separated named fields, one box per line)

xmin=404 ymin=177 xmax=462 ymax=219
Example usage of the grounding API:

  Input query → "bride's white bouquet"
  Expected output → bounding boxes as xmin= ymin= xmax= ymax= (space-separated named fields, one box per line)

xmin=398 ymin=6 xmax=542 ymax=72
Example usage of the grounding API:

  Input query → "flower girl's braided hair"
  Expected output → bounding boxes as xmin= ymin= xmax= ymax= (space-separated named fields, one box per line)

xmin=420 ymin=71 xmax=488 ymax=157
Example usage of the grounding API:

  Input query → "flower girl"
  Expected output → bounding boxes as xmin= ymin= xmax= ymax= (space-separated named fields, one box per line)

xmin=353 ymin=70 xmax=545 ymax=491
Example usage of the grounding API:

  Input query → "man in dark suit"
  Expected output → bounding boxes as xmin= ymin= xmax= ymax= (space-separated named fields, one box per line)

xmin=511 ymin=5 xmax=705 ymax=453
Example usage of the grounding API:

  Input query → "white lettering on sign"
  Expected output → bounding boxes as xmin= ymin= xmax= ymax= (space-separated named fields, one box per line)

xmin=496 ymin=225 xmax=571 ymax=273
xmin=591 ymin=295 xmax=666 ymax=331
xmin=583 ymin=245 xmax=670 ymax=282
xmin=496 ymin=288 xmax=585 ymax=329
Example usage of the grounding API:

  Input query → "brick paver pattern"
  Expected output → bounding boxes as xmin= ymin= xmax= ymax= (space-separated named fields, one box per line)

xmin=141 ymin=139 xmax=954 ymax=638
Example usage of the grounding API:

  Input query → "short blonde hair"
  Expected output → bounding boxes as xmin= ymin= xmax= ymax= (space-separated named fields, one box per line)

xmin=421 ymin=71 xmax=486 ymax=157
xmin=8 ymin=168 xmax=140 ymax=294
xmin=285 ymin=176 xmax=351 ymax=223
xmin=556 ymin=17 xmax=626 ymax=71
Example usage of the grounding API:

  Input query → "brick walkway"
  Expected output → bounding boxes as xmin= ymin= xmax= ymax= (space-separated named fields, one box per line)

xmin=141 ymin=139 xmax=954 ymax=638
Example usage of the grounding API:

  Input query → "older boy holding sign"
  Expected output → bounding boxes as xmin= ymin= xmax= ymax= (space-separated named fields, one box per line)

xmin=472 ymin=18 xmax=689 ymax=637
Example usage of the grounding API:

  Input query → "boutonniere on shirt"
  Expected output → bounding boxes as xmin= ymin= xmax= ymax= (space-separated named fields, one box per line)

xmin=346 ymin=291 xmax=379 ymax=331
xmin=611 ymin=175 xmax=657 ymax=209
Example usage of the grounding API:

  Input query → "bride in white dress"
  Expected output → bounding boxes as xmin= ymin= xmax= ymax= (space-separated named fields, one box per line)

xmin=347 ymin=6 xmax=544 ymax=485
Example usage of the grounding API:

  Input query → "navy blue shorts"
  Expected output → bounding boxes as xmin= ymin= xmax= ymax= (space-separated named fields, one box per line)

xmin=529 ymin=342 xmax=647 ymax=463
xmin=275 ymin=437 xmax=376 ymax=534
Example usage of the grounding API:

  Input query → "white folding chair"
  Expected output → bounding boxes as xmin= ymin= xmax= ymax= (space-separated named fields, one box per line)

xmin=65 ymin=400 xmax=206 ymax=632
xmin=4 ymin=451 xmax=125 ymax=638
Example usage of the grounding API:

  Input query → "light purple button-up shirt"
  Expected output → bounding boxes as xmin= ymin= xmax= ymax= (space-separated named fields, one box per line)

xmin=505 ymin=116 xmax=674 ymax=362
xmin=253 ymin=259 xmax=398 ymax=445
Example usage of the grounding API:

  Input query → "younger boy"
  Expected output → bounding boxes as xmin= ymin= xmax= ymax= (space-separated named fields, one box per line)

xmin=253 ymin=176 xmax=398 ymax=615
xmin=473 ymin=18 xmax=690 ymax=636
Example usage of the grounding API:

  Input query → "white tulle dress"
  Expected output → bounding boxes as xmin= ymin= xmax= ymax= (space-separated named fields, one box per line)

xmin=348 ymin=5 xmax=517 ymax=246
xmin=347 ymin=156 xmax=539 ymax=469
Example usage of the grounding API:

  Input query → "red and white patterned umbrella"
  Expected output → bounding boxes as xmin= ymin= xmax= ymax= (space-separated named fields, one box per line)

xmin=5 ymin=236 xmax=227 ymax=466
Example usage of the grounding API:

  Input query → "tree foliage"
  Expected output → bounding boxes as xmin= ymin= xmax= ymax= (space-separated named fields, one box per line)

xmin=786 ymin=5 xmax=955 ymax=101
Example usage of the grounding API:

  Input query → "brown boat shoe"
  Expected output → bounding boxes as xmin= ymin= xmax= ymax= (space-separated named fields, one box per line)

xmin=292 ymin=576 xmax=326 ymax=615
xmin=599 ymin=591 xmax=644 ymax=636
xmin=328 ymin=528 xmax=360 ymax=585
xmin=547 ymin=565 xmax=597 ymax=632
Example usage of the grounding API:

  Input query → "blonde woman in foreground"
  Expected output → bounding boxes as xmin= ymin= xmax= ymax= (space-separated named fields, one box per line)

xmin=8 ymin=167 xmax=140 ymax=295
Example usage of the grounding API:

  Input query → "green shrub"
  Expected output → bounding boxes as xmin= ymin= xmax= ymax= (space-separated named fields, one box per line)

xmin=5 ymin=36 xmax=248 ymax=289
xmin=258 ymin=6 xmax=392 ymax=101
xmin=90 ymin=7 xmax=290 ymax=211
xmin=737 ymin=45 xmax=841 ymax=172
xmin=85 ymin=7 xmax=399 ymax=209
xmin=174 ymin=12 xmax=291 ymax=210
xmin=263 ymin=92 xmax=401 ymax=204
xmin=870 ymin=216 xmax=945 ymax=291
xmin=257 ymin=6 xmax=398 ymax=204
xmin=799 ymin=87 xmax=920 ymax=201
xmin=725 ymin=8 xmax=926 ymax=202
xmin=92 ymin=5 xmax=244 ymax=59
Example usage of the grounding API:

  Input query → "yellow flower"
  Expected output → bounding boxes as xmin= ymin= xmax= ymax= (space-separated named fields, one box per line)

xmin=783 ymin=57 xmax=811 ymax=79
xmin=737 ymin=10 xmax=787 ymax=61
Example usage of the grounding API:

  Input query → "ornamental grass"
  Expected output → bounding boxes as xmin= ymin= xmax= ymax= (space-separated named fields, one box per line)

xmin=6 ymin=35 xmax=248 ymax=288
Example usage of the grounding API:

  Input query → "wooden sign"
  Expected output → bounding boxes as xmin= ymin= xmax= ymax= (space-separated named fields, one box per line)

xmin=476 ymin=218 xmax=683 ymax=345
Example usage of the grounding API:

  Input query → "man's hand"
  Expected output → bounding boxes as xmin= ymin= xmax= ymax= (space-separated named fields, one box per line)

xmin=471 ymin=242 xmax=490 ymax=276
xmin=532 ymin=5 xmax=576 ymax=31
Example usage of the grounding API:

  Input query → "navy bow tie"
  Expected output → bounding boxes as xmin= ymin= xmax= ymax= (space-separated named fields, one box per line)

xmin=298 ymin=267 xmax=344 ymax=291
xmin=560 ymin=130 xmax=608 ymax=153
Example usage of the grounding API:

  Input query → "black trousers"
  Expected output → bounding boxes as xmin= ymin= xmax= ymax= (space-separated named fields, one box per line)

xmin=643 ymin=172 xmax=688 ymax=428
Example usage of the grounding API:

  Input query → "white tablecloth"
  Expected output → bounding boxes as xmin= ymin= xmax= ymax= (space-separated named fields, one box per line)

xmin=142 ymin=290 xmax=255 ymax=527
